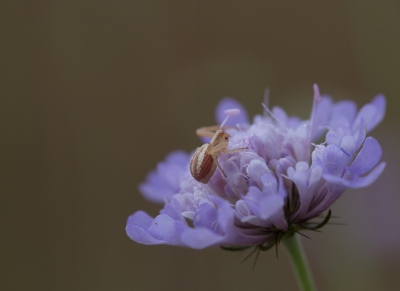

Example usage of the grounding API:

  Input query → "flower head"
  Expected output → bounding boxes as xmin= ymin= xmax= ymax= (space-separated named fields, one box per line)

xmin=126 ymin=85 xmax=386 ymax=250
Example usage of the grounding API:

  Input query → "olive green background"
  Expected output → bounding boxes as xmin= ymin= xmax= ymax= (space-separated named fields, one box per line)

xmin=2 ymin=1 xmax=400 ymax=290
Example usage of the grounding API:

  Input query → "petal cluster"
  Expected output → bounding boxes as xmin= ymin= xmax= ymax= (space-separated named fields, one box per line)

xmin=127 ymin=86 xmax=386 ymax=249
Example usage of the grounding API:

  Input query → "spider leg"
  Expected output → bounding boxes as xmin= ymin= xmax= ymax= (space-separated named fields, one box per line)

xmin=212 ymin=155 xmax=227 ymax=177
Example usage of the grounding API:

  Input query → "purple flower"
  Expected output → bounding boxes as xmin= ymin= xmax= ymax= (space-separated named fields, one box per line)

xmin=126 ymin=85 xmax=386 ymax=249
xmin=138 ymin=151 xmax=191 ymax=204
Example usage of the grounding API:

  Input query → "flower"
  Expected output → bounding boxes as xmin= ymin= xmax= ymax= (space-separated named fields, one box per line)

xmin=126 ymin=85 xmax=386 ymax=250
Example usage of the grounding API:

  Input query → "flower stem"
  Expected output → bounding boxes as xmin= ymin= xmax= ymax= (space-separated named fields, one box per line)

xmin=283 ymin=234 xmax=316 ymax=291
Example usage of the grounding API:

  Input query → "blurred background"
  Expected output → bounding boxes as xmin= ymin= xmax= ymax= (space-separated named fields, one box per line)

xmin=2 ymin=1 xmax=400 ymax=290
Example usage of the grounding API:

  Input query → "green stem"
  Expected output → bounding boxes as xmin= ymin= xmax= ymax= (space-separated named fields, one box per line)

xmin=283 ymin=234 xmax=316 ymax=291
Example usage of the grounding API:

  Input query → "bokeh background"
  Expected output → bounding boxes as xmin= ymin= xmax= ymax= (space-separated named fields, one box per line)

xmin=2 ymin=1 xmax=400 ymax=290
